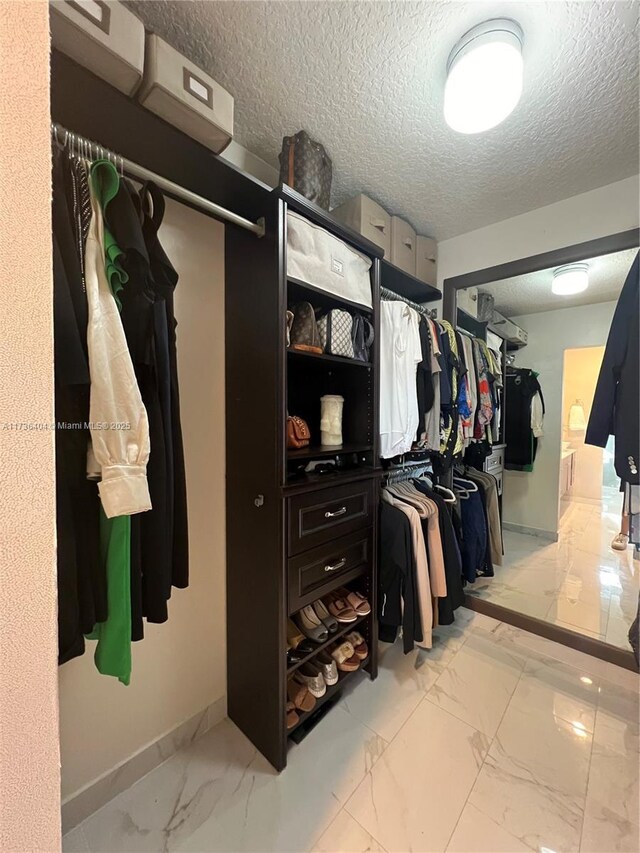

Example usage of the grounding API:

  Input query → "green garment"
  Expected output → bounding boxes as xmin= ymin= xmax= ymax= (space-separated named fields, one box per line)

xmin=87 ymin=513 xmax=131 ymax=685
xmin=85 ymin=161 xmax=133 ymax=685
xmin=90 ymin=160 xmax=128 ymax=309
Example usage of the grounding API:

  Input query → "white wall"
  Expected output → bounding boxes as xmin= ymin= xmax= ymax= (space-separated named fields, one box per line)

xmin=58 ymin=200 xmax=226 ymax=800
xmin=438 ymin=175 xmax=639 ymax=287
xmin=0 ymin=3 xmax=61 ymax=850
xmin=503 ymin=302 xmax=616 ymax=536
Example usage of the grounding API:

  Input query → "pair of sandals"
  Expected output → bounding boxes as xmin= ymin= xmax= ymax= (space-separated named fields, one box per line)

xmin=328 ymin=630 xmax=368 ymax=672
xmin=293 ymin=598 xmax=341 ymax=644
xmin=327 ymin=588 xmax=371 ymax=623
xmin=286 ymin=678 xmax=316 ymax=729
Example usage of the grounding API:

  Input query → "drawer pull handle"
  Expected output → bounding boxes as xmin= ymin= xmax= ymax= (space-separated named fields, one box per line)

xmin=324 ymin=558 xmax=346 ymax=573
xmin=325 ymin=506 xmax=347 ymax=518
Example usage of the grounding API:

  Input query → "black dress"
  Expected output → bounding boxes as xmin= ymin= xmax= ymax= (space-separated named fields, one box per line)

xmin=53 ymin=148 xmax=104 ymax=663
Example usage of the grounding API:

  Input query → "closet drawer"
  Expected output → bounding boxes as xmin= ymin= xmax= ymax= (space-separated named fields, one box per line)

xmin=331 ymin=194 xmax=391 ymax=257
xmin=138 ymin=34 xmax=234 ymax=154
xmin=288 ymin=480 xmax=375 ymax=556
xmin=288 ymin=530 xmax=371 ymax=613
xmin=485 ymin=447 xmax=504 ymax=473
xmin=50 ymin=0 xmax=145 ymax=96
xmin=390 ymin=216 xmax=416 ymax=275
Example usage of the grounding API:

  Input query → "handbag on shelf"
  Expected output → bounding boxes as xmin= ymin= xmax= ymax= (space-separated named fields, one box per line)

xmin=351 ymin=314 xmax=374 ymax=362
xmin=279 ymin=130 xmax=332 ymax=210
xmin=317 ymin=309 xmax=354 ymax=358
xmin=286 ymin=415 xmax=311 ymax=449
xmin=289 ymin=302 xmax=322 ymax=354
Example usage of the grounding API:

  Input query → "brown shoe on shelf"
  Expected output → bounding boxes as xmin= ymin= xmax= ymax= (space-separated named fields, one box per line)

xmin=330 ymin=641 xmax=360 ymax=672
xmin=345 ymin=630 xmax=368 ymax=660
xmin=287 ymin=678 xmax=316 ymax=712
xmin=286 ymin=701 xmax=299 ymax=730
xmin=336 ymin=587 xmax=371 ymax=616
xmin=325 ymin=592 xmax=358 ymax=623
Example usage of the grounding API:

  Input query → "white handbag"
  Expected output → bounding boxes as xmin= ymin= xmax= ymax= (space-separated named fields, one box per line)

xmin=317 ymin=310 xmax=354 ymax=358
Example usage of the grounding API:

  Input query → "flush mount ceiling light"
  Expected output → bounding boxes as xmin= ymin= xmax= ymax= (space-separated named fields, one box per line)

xmin=444 ymin=18 xmax=524 ymax=134
xmin=552 ymin=263 xmax=590 ymax=296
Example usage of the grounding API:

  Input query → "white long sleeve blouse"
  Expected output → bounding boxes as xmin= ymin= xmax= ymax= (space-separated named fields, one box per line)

xmin=84 ymin=182 xmax=151 ymax=518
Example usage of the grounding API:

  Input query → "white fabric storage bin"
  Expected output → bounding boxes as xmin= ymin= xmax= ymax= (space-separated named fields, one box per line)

xmin=331 ymin=194 xmax=391 ymax=257
xmin=416 ymin=235 xmax=438 ymax=286
xmin=287 ymin=211 xmax=373 ymax=309
xmin=390 ymin=216 xmax=416 ymax=275
xmin=50 ymin=0 xmax=144 ymax=96
xmin=138 ymin=34 xmax=234 ymax=154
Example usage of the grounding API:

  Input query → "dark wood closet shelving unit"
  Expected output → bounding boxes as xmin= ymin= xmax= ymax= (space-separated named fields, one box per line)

xmin=51 ymin=53 xmax=382 ymax=772
xmin=381 ymin=258 xmax=442 ymax=303
xmin=287 ymin=349 xmax=372 ymax=369
xmin=287 ymin=442 xmax=373 ymax=460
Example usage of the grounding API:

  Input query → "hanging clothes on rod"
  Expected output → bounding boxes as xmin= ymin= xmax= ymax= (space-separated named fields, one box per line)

xmin=379 ymin=462 xmax=464 ymax=653
xmin=53 ymin=127 xmax=191 ymax=683
xmin=52 ymin=123 xmax=266 ymax=237
xmin=504 ymin=366 xmax=545 ymax=470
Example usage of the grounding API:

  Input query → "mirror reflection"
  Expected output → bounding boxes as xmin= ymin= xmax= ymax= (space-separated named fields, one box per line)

xmin=458 ymin=247 xmax=639 ymax=653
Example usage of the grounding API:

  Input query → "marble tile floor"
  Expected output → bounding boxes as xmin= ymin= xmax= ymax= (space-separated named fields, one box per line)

xmin=62 ymin=610 xmax=639 ymax=853
xmin=467 ymin=498 xmax=640 ymax=651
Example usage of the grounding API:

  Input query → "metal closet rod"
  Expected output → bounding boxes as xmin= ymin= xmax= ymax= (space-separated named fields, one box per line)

xmin=380 ymin=286 xmax=437 ymax=319
xmin=51 ymin=122 xmax=265 ymax=238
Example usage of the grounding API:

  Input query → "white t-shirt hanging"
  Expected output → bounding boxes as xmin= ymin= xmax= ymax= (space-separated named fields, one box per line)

xmin=380 ymin=301 xmax=423 ymax=459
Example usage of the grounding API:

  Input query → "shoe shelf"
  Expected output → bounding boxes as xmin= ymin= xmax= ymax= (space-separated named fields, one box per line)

xmin=287 ymin=348 xmax=372 ymax=369
xmin=287 ymin=657 xmax=369 ymax=738
xmin=287 ymin=613 xmax=369 ymax=675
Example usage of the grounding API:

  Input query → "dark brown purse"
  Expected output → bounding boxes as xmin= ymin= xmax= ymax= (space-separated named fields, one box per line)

xmin=279 ymin=130 xmax=332 ymax=210
xmin=286 ymin=415 xmax=311 ymax=449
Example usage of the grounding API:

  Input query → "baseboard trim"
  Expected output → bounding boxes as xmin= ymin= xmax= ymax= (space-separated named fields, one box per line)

xmin=61 ymin=695 xmax=227 ymax=833
xmin=502 ymin=521 xmax=558 ymax=542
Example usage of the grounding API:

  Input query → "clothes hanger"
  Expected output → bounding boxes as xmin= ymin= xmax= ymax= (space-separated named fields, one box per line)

xmin=453 ymin=475 xmax=478 ymax=493
xmin=433 ymin=484 xmax=456 ymax=503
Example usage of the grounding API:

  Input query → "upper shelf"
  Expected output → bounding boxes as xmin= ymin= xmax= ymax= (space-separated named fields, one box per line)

xmin=380 ymin=259 xmax=441 ymax=304
xmin=276 ymin=184 xmax=385 ymax=260
xmin=288 ymin=276 xmax=374 ymax=315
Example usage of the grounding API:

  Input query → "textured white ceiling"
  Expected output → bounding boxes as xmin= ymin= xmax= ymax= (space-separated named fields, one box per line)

xmin=478 ymin=247 xmax=638 ymax=316
xmin=127 ymin=1 xmax=639 ymax=240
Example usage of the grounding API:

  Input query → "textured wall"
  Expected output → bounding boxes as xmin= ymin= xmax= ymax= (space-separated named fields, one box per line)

xmin=59 ymin=201 xmax=227 ymax=801
xmin=0 ymin=2 xmax=61 ymax=851
xmin=503 ymin=302 xmax=616 ymax=536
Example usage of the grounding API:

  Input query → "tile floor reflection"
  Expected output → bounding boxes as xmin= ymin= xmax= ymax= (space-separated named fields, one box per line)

xmin=467 ymin=495 xmax=639 ymax=651
xmin=62 ymin=611 xmax=639 ymax=853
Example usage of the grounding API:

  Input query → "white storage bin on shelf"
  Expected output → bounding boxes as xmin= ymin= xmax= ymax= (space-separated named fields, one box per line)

xmin=416 ymin=235 xmax=437 ymax=286
xmin=287 ymin=211 xmax=372 ymax=309
xmin=50 ymin=0 xmax=144 ymax=96
xmin=390 ymin=216 xmax=416 ymax=275
xmin=138 ymin=34 xmax=234 ymax=154
xmin=331 ymin=194 xmax=391 ymax=257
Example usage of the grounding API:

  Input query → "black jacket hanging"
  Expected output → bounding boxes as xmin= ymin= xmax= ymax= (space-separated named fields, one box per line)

xmin=586 ymin=253 xmax=639 ymax=485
